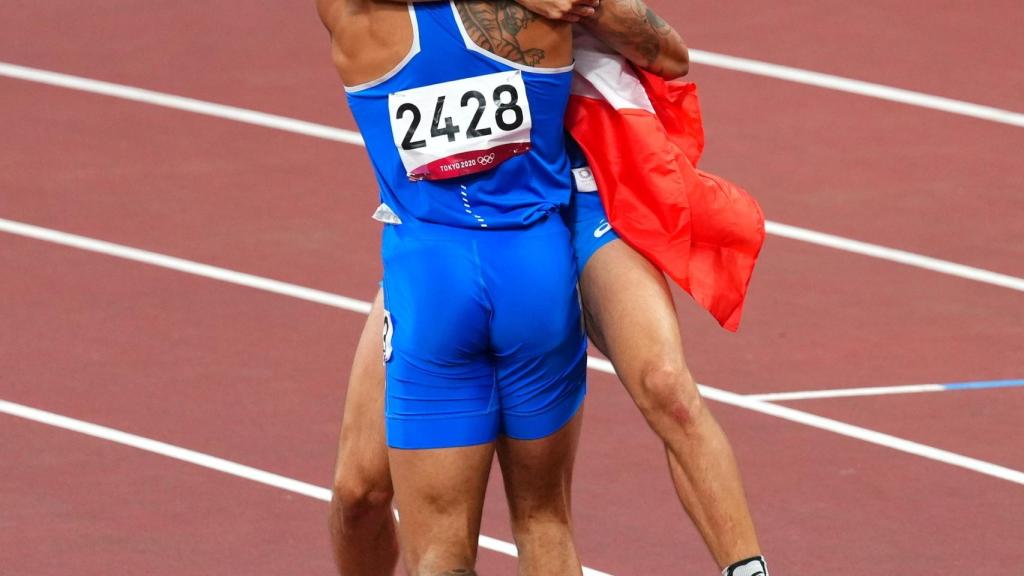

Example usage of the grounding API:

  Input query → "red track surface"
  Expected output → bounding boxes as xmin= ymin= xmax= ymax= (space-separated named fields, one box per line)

xmin=2 ymin=2 xmax=1022 ymax=574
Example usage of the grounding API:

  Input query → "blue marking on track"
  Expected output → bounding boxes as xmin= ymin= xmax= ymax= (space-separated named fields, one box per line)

xmin=941 ymin=379 xmax=1024 ymax=391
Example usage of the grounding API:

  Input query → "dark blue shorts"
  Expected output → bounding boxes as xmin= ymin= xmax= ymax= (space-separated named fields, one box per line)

xmin=381 ymin=217 xmax=588 ymax=450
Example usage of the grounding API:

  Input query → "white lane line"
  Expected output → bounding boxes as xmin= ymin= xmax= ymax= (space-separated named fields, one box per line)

xmin=0 ymin=62 xmax=365 ymax=146
xmin=3 ymin=218 xmax=1023 ymax=487
xmin=747 ymin=384 xmax=946 ymax=402
xmin=0 ymin=400 xmax=610 ymax=575
xmin=0 ymin=400 xmax=332 ymax=500
xmin=3 ymin=63 xmax=1022 ymax=292
xmin=765 ymin=222 xmax=1024 ymax=293
xmin=697 ymin=388 xmax=1024 ymax=486
xmin=6 ymin=54 xmax=1024 ymax=131
xmin=747 ymin=379 xmax=1024 ymax=402
xmin=0 ymin=218 xmax=372 ymax=315
xmin=688 ymin=50 xmax=1024 ymax=128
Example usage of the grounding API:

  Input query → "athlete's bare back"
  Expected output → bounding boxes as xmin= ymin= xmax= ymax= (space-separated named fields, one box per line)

xmin=316 ymin=0 xmax=573 ymax=88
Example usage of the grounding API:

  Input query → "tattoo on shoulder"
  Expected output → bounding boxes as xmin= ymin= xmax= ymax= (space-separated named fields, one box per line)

xmin=592 ymin=0 xmax=673 ymax=71
xmin=456 ymin=1 xmax=546 ymax=66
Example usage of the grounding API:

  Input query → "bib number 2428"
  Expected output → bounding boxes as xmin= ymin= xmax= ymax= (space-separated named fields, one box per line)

xmin=388 ymin=71 xmax=533 ymax=181
xmin=395 ymin=84 xmax=524 ymax=150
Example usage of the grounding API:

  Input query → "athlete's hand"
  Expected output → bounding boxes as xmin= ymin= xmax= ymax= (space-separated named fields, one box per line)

xmin=515 ymin=0 xmax=600 ymax=22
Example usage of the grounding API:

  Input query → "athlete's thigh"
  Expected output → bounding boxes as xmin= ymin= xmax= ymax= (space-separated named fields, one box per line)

xmin=389 ymin=442 xmax=496 ymax=571
xmin=334 ymin=290 xmax=391 ymax=492
xmin=579 ymin=240 xmax=690 ymax=383
xmin=496 ymin=407 xmax=583 ymax=515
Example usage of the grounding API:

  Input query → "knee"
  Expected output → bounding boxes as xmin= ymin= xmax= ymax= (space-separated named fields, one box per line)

xmin=330 ymin=475 xmax=394 ymax=528
xmin=507 ymin=488 xmax=572 ymax=536
xmin=634 ymin=363 xmax=706 ymax=433
xmin=509 ymin=498 xmax=571 ymax=531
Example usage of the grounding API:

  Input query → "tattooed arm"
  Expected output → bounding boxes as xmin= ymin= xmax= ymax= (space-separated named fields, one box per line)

xmin=580 ymin=0 xmax=689 ymax=79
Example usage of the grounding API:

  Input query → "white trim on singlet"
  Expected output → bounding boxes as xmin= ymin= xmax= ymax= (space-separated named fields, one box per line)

xmin=344 ymin=4 xmax=422 ymax=93
xmin=448 ymin=1 xmax=574 ymax=74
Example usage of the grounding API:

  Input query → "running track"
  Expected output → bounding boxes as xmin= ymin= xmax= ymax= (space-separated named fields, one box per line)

xmin=1 ymin=2 xmax=1022 ymax=574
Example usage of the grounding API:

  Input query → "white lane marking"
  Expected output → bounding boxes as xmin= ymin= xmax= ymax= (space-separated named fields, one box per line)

xmin=6 ymin=54 xmax=1024 ymax=131
xmin=3 ymin=219 xmax=1023 ymax=487
xmin=0 ymin=400 xmax=610 ymax=575
xmin=3 ymin=63 xmax=1022 ymax=291
xmin=0 ymin=218 xmax=371 ymax=315
xmin=688 ymin=50 xmax=1024 ymax=128
xmin=7 ymin=200 xmax=1024 ymax=302
xmin=747 ymin=379 xmax=1024 ymax=402
xmin=695 ymin=388 xmax=1024 ymax=486
xmin=0 ymin=62 xmax=365 ymax=146
xmin=0 ymin=400 xmax=332 ymax=499
xmin=765 ymin=222 xmax=1024 ymax=292
xmin=747 ymin=384 xmax=946 ymax=402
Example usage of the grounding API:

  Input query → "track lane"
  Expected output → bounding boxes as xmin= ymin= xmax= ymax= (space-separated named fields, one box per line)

xmin=675 ymin=236 xmax=1024 ymax=396
xmin=674 ymin=0 xmax=1024 ymax=111
xmin=0 ymin=78 xmax=383 ymax=301
xmin=775 ymin=389 xmax=1024 ymax=471
xmin=7 ymin=381 xmax=1023 ymax=574
xmin=4 ymin=228 xmax=1024 ymax=573
xmin=0 ymin=417 xmax=352 ymax=576
xmin=0 ymin=1 xmax=346 ymax=129
xmin=689 ymin=65 xmax=1024 ymax=278
xmin=5 ymin=218 xmax=1023 ymax=485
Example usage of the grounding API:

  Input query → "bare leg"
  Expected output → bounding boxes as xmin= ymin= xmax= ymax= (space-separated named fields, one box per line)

xmin=497 ymin=410 xmax=585 ymax=576
xmin=328 ymin=291 xmax=400 ymax=575
xmin=580 ymin=241 xmax=761 ymax=568
xmin=328 ymin=292 xmax=583 ymax=575
xmin=389 ymin=443 xmax=496 ymax=575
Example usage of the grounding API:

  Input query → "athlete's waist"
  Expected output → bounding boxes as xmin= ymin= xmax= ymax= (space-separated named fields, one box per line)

xmin=382 ymin=210 xmax=567 ymax=238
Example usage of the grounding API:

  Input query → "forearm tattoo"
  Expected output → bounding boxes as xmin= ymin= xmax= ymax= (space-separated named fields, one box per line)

xmin=590 ymin=0 xmax=674 ymax=72
xmin=456 ymin=1 xmax=546 ymax=65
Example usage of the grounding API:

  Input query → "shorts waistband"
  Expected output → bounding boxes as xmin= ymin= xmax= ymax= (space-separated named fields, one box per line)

xmin=384 ymin=213 xmax=568 ymax=241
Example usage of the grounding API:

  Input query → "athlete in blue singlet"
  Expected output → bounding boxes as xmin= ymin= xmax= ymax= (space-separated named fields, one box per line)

xmin=346 ymin=1 xmax=586 ymax=450
xmin=324 ymin=0 xmax=588 ymax=572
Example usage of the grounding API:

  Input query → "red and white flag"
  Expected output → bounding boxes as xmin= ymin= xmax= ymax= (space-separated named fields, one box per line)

xmin=566 ymin=33 xmax=765 ymax=332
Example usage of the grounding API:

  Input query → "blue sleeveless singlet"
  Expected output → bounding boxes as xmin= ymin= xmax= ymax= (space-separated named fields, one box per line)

xmin=345 ymin=2 xmax=574 ymax=229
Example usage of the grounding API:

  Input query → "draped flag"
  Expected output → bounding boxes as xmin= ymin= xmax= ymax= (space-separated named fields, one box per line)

xmin=566 ymin=33 xmax=766 ymax=332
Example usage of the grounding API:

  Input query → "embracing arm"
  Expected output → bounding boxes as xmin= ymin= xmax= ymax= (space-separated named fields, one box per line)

xmin=580 ymin=0 xmax=688 ymax=79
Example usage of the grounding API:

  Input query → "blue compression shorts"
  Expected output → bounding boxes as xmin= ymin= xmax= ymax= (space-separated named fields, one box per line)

xmin=382 ymin=216 xmax=588 ymax=450
xmin=565 ymin=136 xmax=620 ymax=273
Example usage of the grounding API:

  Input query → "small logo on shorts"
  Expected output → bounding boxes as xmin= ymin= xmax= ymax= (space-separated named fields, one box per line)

xmin=593 ymin=220 xmax=613 ymax=238
xmin=572 ymin=167 xmax=598 ymax=192
xmin=477 ymin=153 xmax=496 ymax=165
xmin=382 ymin=309 xmax=394 ymax=363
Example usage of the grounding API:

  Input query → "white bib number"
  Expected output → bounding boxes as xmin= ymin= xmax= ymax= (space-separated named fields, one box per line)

xmin=388 ymin=70 xmax=533 ymax=181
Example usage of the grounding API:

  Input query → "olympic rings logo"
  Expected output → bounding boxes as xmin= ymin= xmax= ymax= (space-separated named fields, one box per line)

xmin=477 ymin=153 xmax=496 ymax=165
